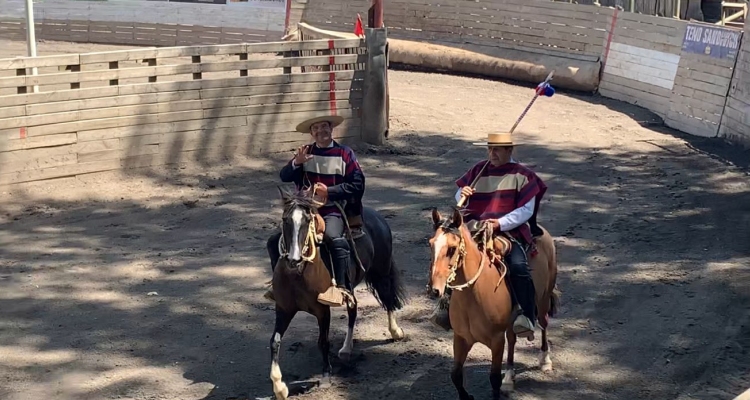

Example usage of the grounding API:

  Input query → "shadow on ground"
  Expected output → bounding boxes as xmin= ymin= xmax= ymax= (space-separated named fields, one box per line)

xmin=1 ymin=106 xmax=749 ymax=400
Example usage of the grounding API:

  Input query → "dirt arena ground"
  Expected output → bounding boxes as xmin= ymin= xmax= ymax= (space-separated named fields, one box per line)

xmin=1 ymin=40 xmax=750 ymax=400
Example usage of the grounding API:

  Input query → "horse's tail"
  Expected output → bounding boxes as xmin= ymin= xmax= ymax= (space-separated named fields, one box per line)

xmin=365 ymin=257 xmax=407 ymax=312
xmin=543 ymin=227 xmax=560 ymax=318
xmin=548 ymin=284 xmax=561 ymax=318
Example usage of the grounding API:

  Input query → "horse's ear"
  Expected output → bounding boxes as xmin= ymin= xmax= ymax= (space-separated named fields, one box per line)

xmin=450 ymin=207 xmax=463 ymax=228
xmin=431 ymin=208 xmax=442 ymax=227
xmin=277 ymin=185 xmax=291 ymax=202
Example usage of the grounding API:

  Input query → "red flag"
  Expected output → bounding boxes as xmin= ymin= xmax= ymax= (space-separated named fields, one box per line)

xmin=354 ymin=13 xmax=364 ymax=37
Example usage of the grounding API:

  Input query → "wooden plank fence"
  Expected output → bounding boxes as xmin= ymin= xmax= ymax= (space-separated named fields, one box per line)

xmin=599 ymin=11 xmax=685 ymax=118
xmin=0 ymin=0 xmax=286 ymax=46
xmin=303 ymin=0 xmax=614 ymax=61
xmin=0 ymin=39 xmax=368 ymax=185
xmin=667 ymin=21 xmax=741 ymax=138
xmin=720 ymin=22 xmax=750 ymax=146
xmin=0 ymin=18 xmax=280 ymax=46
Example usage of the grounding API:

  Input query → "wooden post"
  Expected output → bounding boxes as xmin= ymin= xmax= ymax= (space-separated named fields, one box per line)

xmin=371 ymin=0 xmax=383 ymax=28
xmin=146 ymin=58 xmax=157 ymax=82
xmin=69 ymin=64 xmax=81 ymax=89
xmin=192 ymin=55 xmax=202 ymax=80
xmin=239 ymin=53 xmax=248 ymax=77
xmin=109 ymin=61 xmax=119 ymax=86
xmin=16 ymin=68 xmax=27 ymax=94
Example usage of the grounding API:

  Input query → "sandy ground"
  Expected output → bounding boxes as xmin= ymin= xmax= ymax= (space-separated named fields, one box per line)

xmin=1 ymin=40 xmax=750 ymax=400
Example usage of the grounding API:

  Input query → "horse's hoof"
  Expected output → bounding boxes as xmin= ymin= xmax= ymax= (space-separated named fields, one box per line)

xmin=338 ymin=349 xmax=351 ymax=363
xmin=273 ymin=382 xmax=289 ymax=400
xmin=390 ymin=327 xmax=405 ymax=341
xmin=501 ymin=381 xmax=514 ymax=392
xmin=501 ymin=370 xmax=515 ymax=393
xmin=319 ymin=374 xmax=332 ymax=389
xmin=539 ymin=351 xmax=552 ymax=372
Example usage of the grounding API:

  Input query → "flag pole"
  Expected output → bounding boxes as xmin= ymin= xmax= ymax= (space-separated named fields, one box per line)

xmin=456 ymin=70 xmax=556 ymax=208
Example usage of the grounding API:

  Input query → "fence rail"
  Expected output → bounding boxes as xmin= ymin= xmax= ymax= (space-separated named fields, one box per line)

xmin=0 ymin=38 xmax=371 ymax=185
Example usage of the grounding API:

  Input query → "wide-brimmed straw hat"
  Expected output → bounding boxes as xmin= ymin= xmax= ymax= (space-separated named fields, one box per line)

xmin=472 ymin=132 xmax=519 ymax=147
xmin=295 ymin=115 xmax=344 ymax=133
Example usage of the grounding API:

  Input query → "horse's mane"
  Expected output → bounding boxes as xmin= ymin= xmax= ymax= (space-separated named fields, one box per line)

xmin=281 ymin=190 xmax=318 ymax=218
xmin=434 ymin=207 xmax=471 ymax=235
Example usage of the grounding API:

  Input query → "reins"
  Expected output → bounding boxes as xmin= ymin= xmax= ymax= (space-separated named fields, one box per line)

xmin=442 ymin=221 xmax=507 ymax=291
xmin=278 ymin=216 xmax=318 ymax=272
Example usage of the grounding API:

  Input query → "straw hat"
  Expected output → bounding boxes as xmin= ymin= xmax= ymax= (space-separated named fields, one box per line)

xmin=472 ymin=132 xmax=518 ymax=147
xmin=295 ymin=115 xmax=344 ymax=133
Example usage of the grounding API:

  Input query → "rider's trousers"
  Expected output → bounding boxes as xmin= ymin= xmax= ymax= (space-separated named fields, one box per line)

xmin=506 ymin=242 xmax=536 ymax=324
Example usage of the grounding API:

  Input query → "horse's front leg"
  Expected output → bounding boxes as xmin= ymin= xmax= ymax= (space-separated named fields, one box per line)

xmin=338 ymin=294 xmax=357 ymax=362
xmin=315 ymin=306 xmax=333 ymax=388
xmin=451 ymin=335 xmax=475 ymax=400
xmin=270 ymin=308 xmax=296 ymax=400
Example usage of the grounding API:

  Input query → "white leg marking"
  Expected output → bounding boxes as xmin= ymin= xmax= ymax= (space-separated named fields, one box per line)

xmin=288 ymin=208 xmax=304 ymax=262
xmin=270 ymin=333 xmax=289 ymax=400
xmin=501 ymin=367 xmax=515 ymax=392
xmin=540 ymin=349 xmax=553 ymax=372
xmin=338 ymin=325 xmax=354 ymax=362
xmin=388 ymin=311 xmax=405 ymax=340
xmin=270 ymin=360 xmax=289 ymax=400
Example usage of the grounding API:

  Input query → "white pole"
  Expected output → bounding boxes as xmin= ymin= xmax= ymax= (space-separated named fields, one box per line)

xmin=25 ymin=0 xmax=38 ymax=93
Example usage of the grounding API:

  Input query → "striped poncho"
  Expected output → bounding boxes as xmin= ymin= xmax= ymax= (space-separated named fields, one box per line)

xmin=456 ymin=160 xmax=547 ymax=245
xmin=280 ymin=141 xmax=365 ymax=217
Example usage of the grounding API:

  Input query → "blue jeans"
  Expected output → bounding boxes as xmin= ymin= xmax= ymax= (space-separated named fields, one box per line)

xmin=506 ymin=241 xmax=536 ymax=324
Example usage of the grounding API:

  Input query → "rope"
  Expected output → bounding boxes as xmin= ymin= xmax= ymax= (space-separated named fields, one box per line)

xmin=446 ymin=229 xmax=485 ymax=291
xmin=334 ymin=201 xmax=366 ymax=272
xmin=278 ymin=218 xmax=318 ymax=265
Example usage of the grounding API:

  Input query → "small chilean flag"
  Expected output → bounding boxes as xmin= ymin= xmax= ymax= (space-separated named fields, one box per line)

xmin=354 ymin=14 xmax=364 ymax=37
xmin=535 ymin=81 xmax=555 ymax=97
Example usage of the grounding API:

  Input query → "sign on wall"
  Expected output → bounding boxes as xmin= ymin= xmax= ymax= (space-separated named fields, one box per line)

xmin=682 ymin=22 xmax=742 ymax=60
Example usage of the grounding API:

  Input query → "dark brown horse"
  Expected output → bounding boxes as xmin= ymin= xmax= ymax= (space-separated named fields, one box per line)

xmin=428 ymin=208 xmax=559 ymax=399
xmin=265 ymin=186 xmax=407 ymax=400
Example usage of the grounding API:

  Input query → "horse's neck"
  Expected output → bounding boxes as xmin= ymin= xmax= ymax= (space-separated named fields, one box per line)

xmin=303 ymin=255 xmax=333 ymax=293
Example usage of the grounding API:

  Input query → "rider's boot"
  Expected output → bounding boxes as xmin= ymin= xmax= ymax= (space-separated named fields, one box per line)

xmin=511 ymin=276 xmax=537 ymax=340
xmin=317 ymin=238 xmax=351 ymax=307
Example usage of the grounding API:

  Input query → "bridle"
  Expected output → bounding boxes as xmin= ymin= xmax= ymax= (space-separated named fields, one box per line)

xmin=437 ymin=225 xmax=485 ymax=291
xmin=279 ymin=208 xmax=319 ymax=270
xmin=436 ymin=221 xmax=507 ymax=291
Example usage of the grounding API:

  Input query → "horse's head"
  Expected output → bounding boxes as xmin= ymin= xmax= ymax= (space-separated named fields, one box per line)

xmin=277 ymin=186 xmax=323 ymax=270
xmin=427 ymin=207 xmax=467 ymax=299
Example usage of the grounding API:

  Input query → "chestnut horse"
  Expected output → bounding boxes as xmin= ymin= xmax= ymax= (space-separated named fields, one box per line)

xmin=265 ymin=186 xmax=407 ymax=400
xmin=428 ymin=208 xmax=559 ymax=399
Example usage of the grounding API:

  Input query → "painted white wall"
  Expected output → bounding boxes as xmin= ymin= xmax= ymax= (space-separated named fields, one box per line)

xmin=605 ymin=42 xmax=681 ymax=90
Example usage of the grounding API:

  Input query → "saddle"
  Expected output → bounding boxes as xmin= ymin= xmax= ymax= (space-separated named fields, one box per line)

xmin=467 ymin=220 xmax=541 ymax=271
xmin=302 ymin=182 xmax=366 ymax=240
xmin=301 ymin=183 xmax=367 ymax=273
